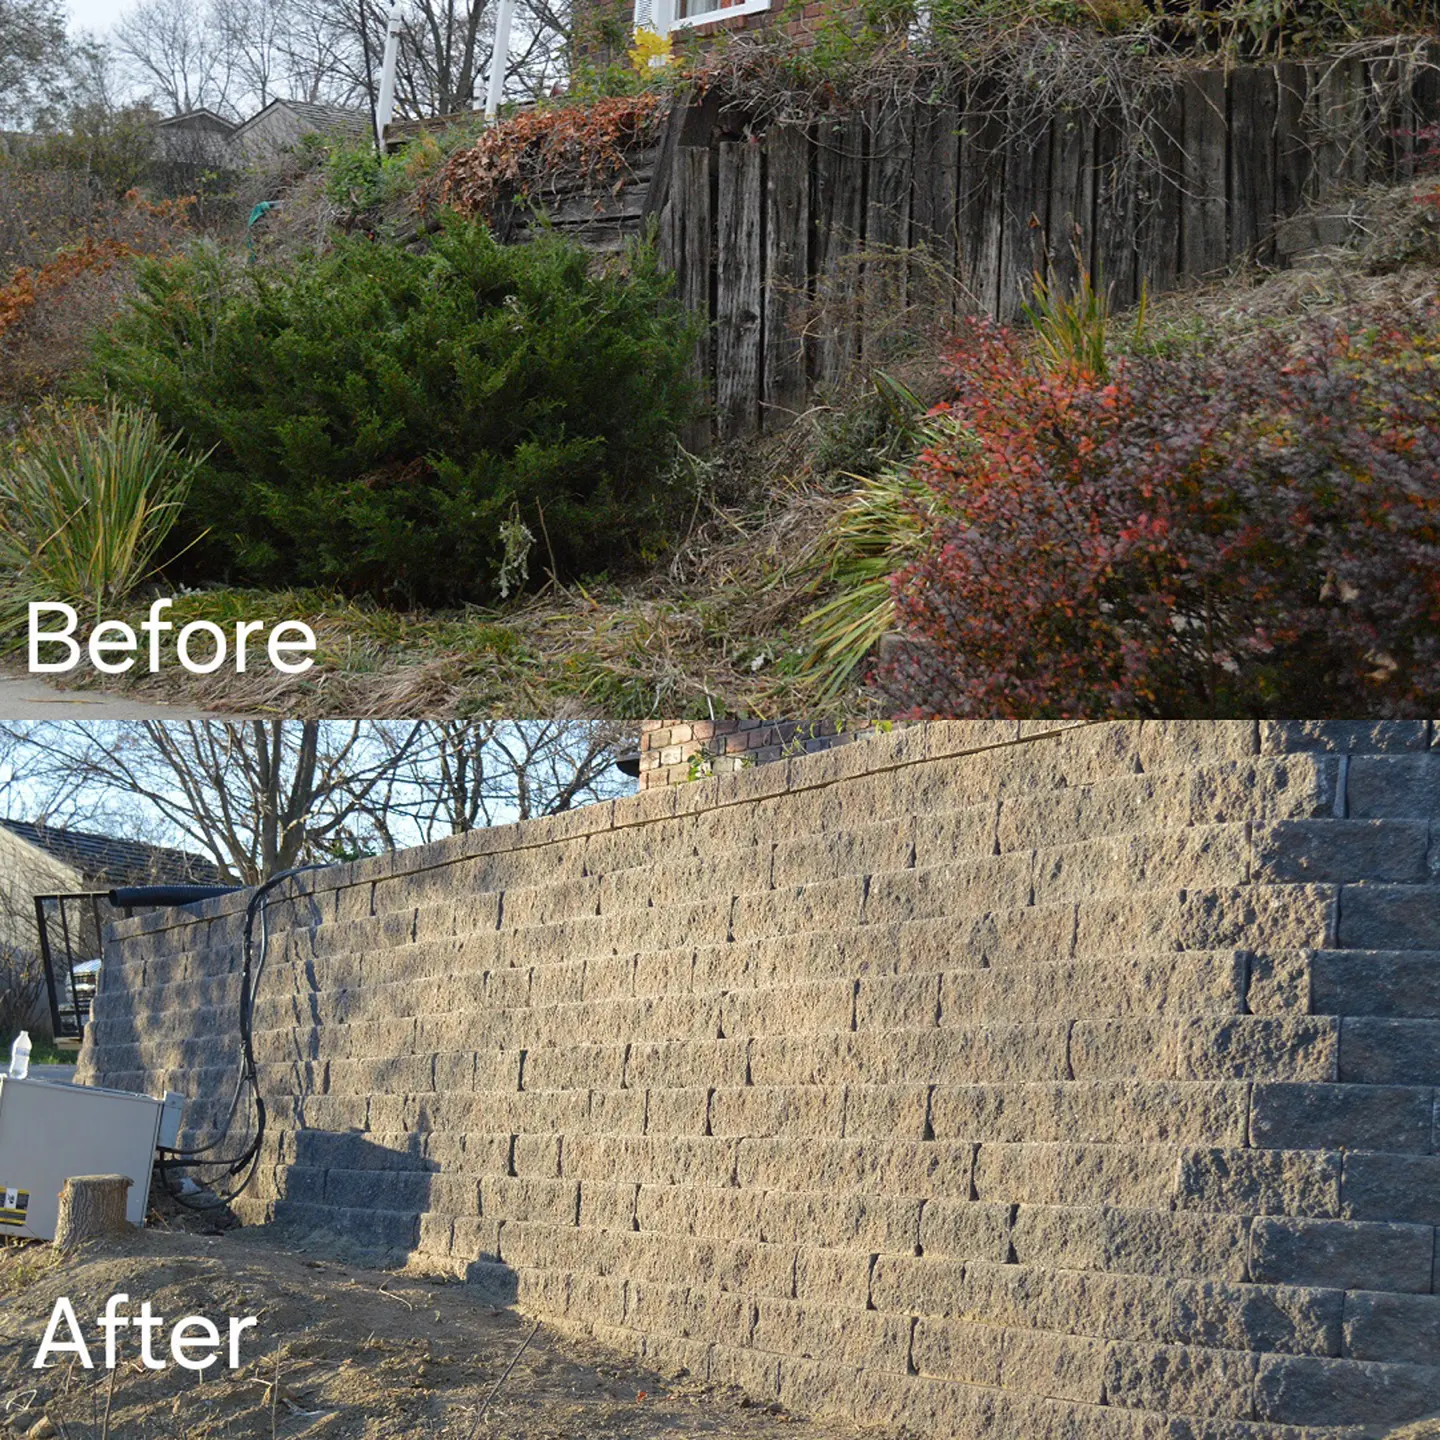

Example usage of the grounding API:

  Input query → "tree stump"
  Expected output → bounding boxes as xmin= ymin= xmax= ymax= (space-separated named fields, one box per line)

xmin=54 ymin=1174 xmax=132 ymax=1250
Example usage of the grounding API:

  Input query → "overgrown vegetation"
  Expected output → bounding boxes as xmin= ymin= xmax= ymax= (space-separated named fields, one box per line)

xmin=878 ymin=305 xmax=1440 ymax=718
xmin=91 ymin=219 xmax=698 ymax=605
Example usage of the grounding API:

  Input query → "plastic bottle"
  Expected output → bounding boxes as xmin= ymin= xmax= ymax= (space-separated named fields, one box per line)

xmin=8 ymin=1031 xmax=30 ymax=1079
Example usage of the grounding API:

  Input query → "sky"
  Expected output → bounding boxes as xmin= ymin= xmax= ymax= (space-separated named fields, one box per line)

xmin=65 ymin=0 xmax=124 ymax=36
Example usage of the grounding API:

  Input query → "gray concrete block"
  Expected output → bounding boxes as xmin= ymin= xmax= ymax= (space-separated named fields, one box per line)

xmin=1311 ymin=950 xmax=1440 ymax=1018
xmin=1175 ymin=1148 xmax=1341 ymax=1217
xmin=1252 ymin=820 xmax=1429 ymax=884
xmin=1343 ymin=1291 xmax=1440 ymax=1365
xmin=1254 ymin=1353 xmax=1440 ymax=1426
xmin=1250 ymin=1218 xmax=1434 ymax=1293
xmin=1346 ymin=755 xmax=1440 ymax=818
xmin=1249 ymin=1083 xmax=1434 ymax=1152
xmin=1341 ymin=1151 xmax=1440 ymax=1226
xmin=1338 ymin=886 xmax=1440 ymax=949
xmin=1339 ymin=1018 xmax=1440 ymax=1085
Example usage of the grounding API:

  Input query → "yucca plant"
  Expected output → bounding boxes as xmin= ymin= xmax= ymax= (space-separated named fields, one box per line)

xmin=798 ymin=373 xmax=959 ymax=701
xmin=1023 ymin=250 xmax=1149 ymax=379
xmin=0 ymin=401 xmax=203 ymax=620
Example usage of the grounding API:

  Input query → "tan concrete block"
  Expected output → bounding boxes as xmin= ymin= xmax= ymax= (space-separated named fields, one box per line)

xmin=1175 ymin=1148 xmax=1342 ymax=1217
xmin=772 ymin=819 xmax=915 ymax=887
xmin=856 ymin=973 xmax=941 ymax=1031
xmin=755 ymin=1300 xmax=910 ymax=1373
xmin=731 ymin=878 xmax=866 ymax=941
xmin=709 ymin=1086 xmax=843 ymax=1138
xmin=636 ymin=1184 xmax=764 ymax=1240
xmin=737 ymin=1137 xmax=971 ymax=1198
xmin=513 ymin=1133 xmax=561 ymax=1178
xmin=1175 ymin=1016 xmax=1339 ymax=1082
xmin=913 ymin=802 xmax=1001 ymax=866
xmin=712 ymin=1240 xmax=796 ymax=1298
xmin=843 ymin=1085 xmax=929 ymax=1140
xmin=1103 ymin=1341 xmax=1257 ymax=1418
xmin=911 ymin=1317 xmax=1004 ymax=1385
xmin=522 ymin=1043 xmax=625 ymax=1091
xmin=625 ymin=1039 xmax=747 ymax=1089
xmin=760 ymin=1191 xmax=922 ymax=1252
xmin=1000 ymin=1327 xmax=1106 ymax=1403
xmin=870 ymin=1254 xmax=967 ymax=1315
xmin=1035 ymin=826 xmax=1249 ymax=905
xmin=997 ymin=772 xmax=1192 ymax=852
xmin=708 ymin=1344 xmax=780 ymax=1401
xmin=480 ymin=1176 xmax=579 ymax=1225
xmin=918 ymin=1199 xmax=1010 ymax=1262
xmin=585 ymin=1087 xmax=646 ymax=1135
xmin=1171 ymin=1280 xmax=1342 ymax=1357
xmin=721 ymin=980 xmax=854 ymax=1037
xmin=794 ymin=1246 xmax=873 ymax=1306
xmin=1068 ymin=1020 xmax=1178 ymax=1080
xmin=973 ymin=1143 xmax=1178 ymax=1209
xmin=577 ymin=1180 xmax=638 ymax=1231
xmin=931 ymin=1081 xmax=1249 ymax=1146
xmin=863 ymin=854 xmax=1035 ymax=925
xmin=645 ymin=1086 xmax=710 ymax=1136
xmin=1011 ymin=1204 xmax=1249 ymax=1281
xmin=632 ymin=946 xmax=696 ymax=997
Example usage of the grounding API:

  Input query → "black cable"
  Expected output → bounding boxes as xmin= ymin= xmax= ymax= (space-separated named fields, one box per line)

xmin=157 ymin=864 xmax=327 ymax=1211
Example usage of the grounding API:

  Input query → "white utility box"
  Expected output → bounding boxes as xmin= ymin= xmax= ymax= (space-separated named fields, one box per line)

xmin=0 ymin=1076 xmax=163 ymax=1239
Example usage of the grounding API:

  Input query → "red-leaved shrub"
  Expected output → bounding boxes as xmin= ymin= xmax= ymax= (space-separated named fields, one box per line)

xmin=879 ymin=311 xmax=1440 ymax=717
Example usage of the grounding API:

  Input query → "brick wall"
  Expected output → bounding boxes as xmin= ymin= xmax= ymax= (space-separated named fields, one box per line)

xmin=80 ymin=721 xmax=1440 ymax=1438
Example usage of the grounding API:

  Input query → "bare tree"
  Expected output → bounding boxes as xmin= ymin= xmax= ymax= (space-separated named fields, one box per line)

xmin=210 ymin=0 xmax=292 ymax=107
xmin=362 ymin=720 xmax=630 ymax=847
xmin=113 ymin=0 xmax=239 ymax=116
xmin=0 ymin=721 xmax=635 ymax=885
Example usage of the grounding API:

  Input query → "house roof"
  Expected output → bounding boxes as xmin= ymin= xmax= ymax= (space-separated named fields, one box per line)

xmin=156 ymin=108 xmax=237 ymax=133
xmin=234 ymin=98 xmax=373 ymax=141
xmin=0 ymin=819 xmax=227 ymax=889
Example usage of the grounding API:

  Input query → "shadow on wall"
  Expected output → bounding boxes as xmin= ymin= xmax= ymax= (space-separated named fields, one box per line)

xmin=268 ymin=1111 xmax=520 ymax=1308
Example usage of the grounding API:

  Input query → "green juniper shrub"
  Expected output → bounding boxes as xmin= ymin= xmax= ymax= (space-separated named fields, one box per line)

xmin=89 ymin=220 xmax=698 ymax=605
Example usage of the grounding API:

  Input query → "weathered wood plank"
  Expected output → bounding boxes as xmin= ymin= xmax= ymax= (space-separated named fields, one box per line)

xmin=715 ymin=141 xmax=764 ymax=440
xmin=1229 ymin=64 xmax=1278 ymax=262
xmin=763 ymin=121 xmax=811 ymax=429
xmin=997 ymin=96 xmax=1050 ymax=322
xmin=958 ymin=77 xmax=1005 ymax=317
xmin=678 ymin=145 xmax=713 ymax=451
xmin=864 ymin=100 xmax=914 ymax=360
xmin=812 ymin=113 xmax=867 ymax=391
xmin=641 ymin=104 xmax=686 ymax=221
xmin=1046 ymin=108 xmax=1089 ymax=297
xmin=1092 ymin=108 xmax=1136 ymax=309
xmin=1309 ymin=57 xmax=1366 ymax=200
xmin=1136 ymin=85 xmax=1182 ymax=298
xmin=1181 ymin=68 xmax=1228 ymax=278
xmin=910 ymin=97 xmax=960 ymax=319
xmin=1273 ymin=60 xmax=1311 ymax=225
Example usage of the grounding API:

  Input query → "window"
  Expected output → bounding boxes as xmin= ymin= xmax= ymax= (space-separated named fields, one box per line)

xmin=634 ymin=0 xmax=774 ymax=36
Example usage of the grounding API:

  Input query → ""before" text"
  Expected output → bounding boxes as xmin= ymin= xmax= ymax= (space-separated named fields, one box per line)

xmin=28 ymin=600 xmax=317 ymax=677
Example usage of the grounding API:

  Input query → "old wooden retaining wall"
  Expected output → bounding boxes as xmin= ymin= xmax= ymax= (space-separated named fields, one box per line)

xmin=509 ymin=50 xmax=1439 ymax=443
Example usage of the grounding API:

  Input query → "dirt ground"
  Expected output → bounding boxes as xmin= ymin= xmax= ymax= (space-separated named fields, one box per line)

xmin=0 ymin=1224 xmax=884 ymax=1440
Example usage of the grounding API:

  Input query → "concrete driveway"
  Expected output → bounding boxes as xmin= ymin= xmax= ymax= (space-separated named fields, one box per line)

xmin=0 ymin=674 xmax=209 ymax=718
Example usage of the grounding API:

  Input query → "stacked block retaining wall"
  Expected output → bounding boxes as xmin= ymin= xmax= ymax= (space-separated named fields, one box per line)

xmin=80 ymin=721 xmax=1440 ymax=1438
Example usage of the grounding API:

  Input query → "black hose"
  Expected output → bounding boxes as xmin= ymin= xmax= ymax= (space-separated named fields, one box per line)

xmin=157 ymin=864 xmax=327 ymax=1211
